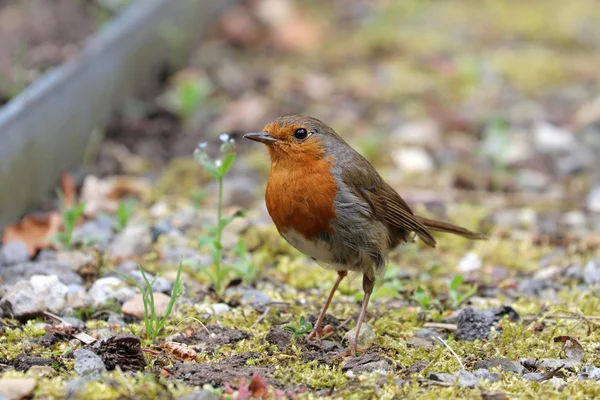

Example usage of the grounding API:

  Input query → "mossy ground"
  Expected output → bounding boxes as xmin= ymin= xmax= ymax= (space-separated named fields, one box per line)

xmin=2 ymin=0 xmax=600 ymax=399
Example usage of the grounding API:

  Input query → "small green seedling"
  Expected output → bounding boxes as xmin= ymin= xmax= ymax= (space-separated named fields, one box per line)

xmin=116 ymin=262 xmax=184 ymax=340
xmin=53 ymin=189 xmax=86 ymax=249
xmin=175 ymin=75 xmax=211 ymax=121
xmin=411 ymin=286 xmax=435 ymax=310
xmin=115 ymin=198 xmax=137 ymax=232
xmin=447 ymin=274 xmax=477 ymax=309
xmin=284 ymin=315 xmax=313 ymax=338
xmin=193 ymin=135 xmax=250 ymax=292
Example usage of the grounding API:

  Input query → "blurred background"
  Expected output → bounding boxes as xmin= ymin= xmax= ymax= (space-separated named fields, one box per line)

xmin=2 ymin=0 xmax=600 ymax=251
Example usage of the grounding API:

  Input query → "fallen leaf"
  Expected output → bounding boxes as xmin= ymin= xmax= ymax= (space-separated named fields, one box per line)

xmin=160 ymin=369 xmax=173 ymax=377
xmin=554 ymin=336 xmax=585 ymax=362
xmin=160 ymin=342 xmax=198 ymax=362
xmin=2 ymin=212 xmax=61 ymax=257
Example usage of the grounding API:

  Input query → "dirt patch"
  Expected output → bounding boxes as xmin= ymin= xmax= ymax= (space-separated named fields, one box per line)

xmin=169 ymin=352 xmax=274 ymax=387
xmin=265 ymin=326 xmax=292 ymax=351
xmin=0 ymin=0 xmax=106 ymax=100
xmin=171 ymin=324 xmax=249 ymax=352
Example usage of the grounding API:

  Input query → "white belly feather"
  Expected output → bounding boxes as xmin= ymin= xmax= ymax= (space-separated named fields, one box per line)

xmin=281 ymin=230 xmax=349 ymax=271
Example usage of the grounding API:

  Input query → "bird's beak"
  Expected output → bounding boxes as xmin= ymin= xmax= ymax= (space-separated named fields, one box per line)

xmin=243 ymin=132 xmax=279 ymax=144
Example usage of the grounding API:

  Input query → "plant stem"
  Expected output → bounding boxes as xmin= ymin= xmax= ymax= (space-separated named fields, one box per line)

xmin=214 ymin=176 xmax=224 ymax=291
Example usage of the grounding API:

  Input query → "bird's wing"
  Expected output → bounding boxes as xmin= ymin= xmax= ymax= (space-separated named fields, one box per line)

xmin=340 ymin=154 xmax=437 ymax=248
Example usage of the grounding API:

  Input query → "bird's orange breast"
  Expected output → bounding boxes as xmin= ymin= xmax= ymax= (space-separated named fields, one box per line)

xmin=265 ymin=149 xmax=338 ymax=240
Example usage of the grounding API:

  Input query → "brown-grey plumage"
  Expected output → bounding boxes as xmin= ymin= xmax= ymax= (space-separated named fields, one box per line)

xmin=244 ymin=114 xmax=486 ymax=357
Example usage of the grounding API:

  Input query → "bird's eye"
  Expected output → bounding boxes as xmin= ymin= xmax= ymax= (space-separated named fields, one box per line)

xmin=294 ymin=128 xmax=308 ymax=141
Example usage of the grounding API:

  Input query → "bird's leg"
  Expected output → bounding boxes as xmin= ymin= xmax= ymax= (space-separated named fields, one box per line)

xmin=335 ymin=275 xmax=374 ymax=358
xmin=307 ymin=270 xmax=348 ymax=343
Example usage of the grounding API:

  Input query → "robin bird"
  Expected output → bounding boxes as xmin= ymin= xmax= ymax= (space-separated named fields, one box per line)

xmin=244 ymin=115 xmax=485 ymax=357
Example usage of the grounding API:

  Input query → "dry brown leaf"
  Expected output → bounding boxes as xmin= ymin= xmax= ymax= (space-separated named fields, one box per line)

xmin=2 ymin=212 xmax=61 ymax=257
xmin=554 ymin=335 xmax=585 ymax=362
xmin=61 ymin=172 xmax=76 ymax=207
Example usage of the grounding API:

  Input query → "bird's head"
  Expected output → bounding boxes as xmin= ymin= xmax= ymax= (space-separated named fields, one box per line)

xmin=244 ymin=115 xmax=341 ymax=165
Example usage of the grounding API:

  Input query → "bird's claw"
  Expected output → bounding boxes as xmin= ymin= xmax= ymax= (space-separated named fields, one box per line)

xmin=306 ymin=328 xmax=323 ymax=344
xmin=332 ymin=339 xmax=368 ymax=359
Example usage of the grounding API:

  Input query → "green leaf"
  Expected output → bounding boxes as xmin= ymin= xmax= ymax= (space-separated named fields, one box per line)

xmin=219 ymin=209 xmax=246 ymax=229
xmin=450 ymin=275 xmax=464 ymax=291
xmin=219 ymin=153 xmax=236 ymax=176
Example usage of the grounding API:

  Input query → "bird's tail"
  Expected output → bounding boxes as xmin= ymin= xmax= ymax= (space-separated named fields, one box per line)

xmin=414 ymin=216 xmax=486 ymax=240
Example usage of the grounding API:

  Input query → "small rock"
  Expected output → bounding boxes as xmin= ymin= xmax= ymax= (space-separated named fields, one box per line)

xmin=588 ymin=186 xmax=600 ymax=213
xmin=414 ymin=328 xmax=447 ymax=342
xmin=73 ymin=219 xmax=113 ymax=248
xmin=0 ymin=261 xmax=83 ymax=286
xmin=474 ymin=358 xmax=524 ymax=375
xmin=457 ymin=370 xmax=479 ymax=388
xmin=28 ymin=365 xmax=55 ymax=376
xmin=392 ymin=147 xmax=435 ymax=173
xmin=352 ymin=360 xmax=393 ymax=374
xmin=523 ymin=372 xmax=546 ymax=381
xmin=149 ymin=202 xmax=171 ymax=219
xmin=0 ymin=275 xmax=68 ymax=319
xmin=88 ymin=277 xmax=136 ymax=306
xmin=0 ymin=378 xmax=36 ymax=399
xmin=122 ymin=293 xmax=172 ymax=319
xmin=544 ymin=376 xmax=567 ymax=391
xmin=577 ymin=365 xmax=600 ymax=381
xmin=56 ymin=251 xmax=96 ymax=273
xmin=583 ymin=260 xmax=600 ymax=285
xmin=107 ymin=314 xmax=126 ymax=327
xmin=455 ymin=306 xmax=520 ymax=341
xmin=533 ymin=122 xmax=576 ymax=153
xmin=458 ymin=252 xmax=482 ymax=273
xmin=225 ymin=287 xmax=270 ymax=306
xmin=426 ymin=372 xmax=456 ymax=384
xmin=407 ymin=336 xmax=434 ymax=351
xmin=73 ymin=349 xmax=106 ymax=379
xmin=0 ymin=242 xmax=29 ymax=266
xmin=538 ymin=358 xmax=580 ymax=371
xmin=391 ymin=119 xmax=441 ymax=145
xmin=554 ymin=143 xmax=595 ymax=176
xmin=66 ymin=284 xmax=93 ymax=309
xmin=151 ymin=220 xmax=173 ymax=241
xmin=196 ymin=303 xmax=230 ymax=317
xmin=125 ymin=270 xmax=172 ymax=293
xmin=109 ymin=224 xmax=152 ymax=259
xmin=473 ymin=369 xmax=501 ymax=383
xmin=344 ymin=323 xmax=375 ymax=346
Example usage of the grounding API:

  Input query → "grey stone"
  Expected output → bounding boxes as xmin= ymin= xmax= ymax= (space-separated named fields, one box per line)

xmin=473 ymin=369 xmax=501 ymax=383
xmin=73 ymin=220 xmax=113 ymax=248
xmin=88 ymin=277 xmax=136 ymax=306
xmin=0 ymin=241 xmax=29 ymax=266
xmin=538 ymin=358 xmax=580 ymax=371
xmin=222 ymin=176 xmax=259 ymax=208
xmin=0 ymin=261 xmax=83 ymax=286
xmin=151 ymin=220 xmax=173 ymax=241
xmin=554 ymin=143 xmax=595 ymax=176
xmin=577 ymin=365 xmax=600 ymax=381
xmin=0 ymin=275 xmax=67 ymax=319
xmin=196 ymin=303 xmax=230 ymax=317
xmin=523 ymin=372 xmax=546 ymax=381
xmin=62 ymin=317 xmax=86 ymax=330
xmin=533 ymin=122 xmax=577 ymax=154
xmin=414 ymin=328 xmax=447 ymax=342
xmin=164 ymin=247 xmax=211 ymax=266
xmin=426 ymin=372 xmax=456 ymax=384
xmin=344 ymin=323 xmax=375 ymax=346
xmin=225 ymin=287 xmax=270 ymax=306
xmin=455 ymin=306 xmax=520 ymax=341
xmin=457 ymin=370 xmax=479 ymax=388
xmin=73 ymin=349 xmax=106 ymax=379
xmin=352 ymin=360 xmax=393 ymax=374
xmin=109 ymin=224 xmax=152 ymax=258
xmin=66 ymin=284 xmax=93 ymax=309
xmin=107 ymin=314 xmax=126 ymax=327
xmin=126 ymin=270 xmax=172 ymax=293
xmin=474 ymin=358 xmax=524 ymax=374
xmin=583 ymin=260 xmax=600 ymax=285
xmin=588 ymin=186 xmax=600 ymax=213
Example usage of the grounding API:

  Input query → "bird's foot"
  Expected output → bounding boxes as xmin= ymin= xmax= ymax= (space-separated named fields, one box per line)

xmin=332 ymin=339 xmax=368 ymax=359
xmin=306 ymin=327 xmax=323 ymax=344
